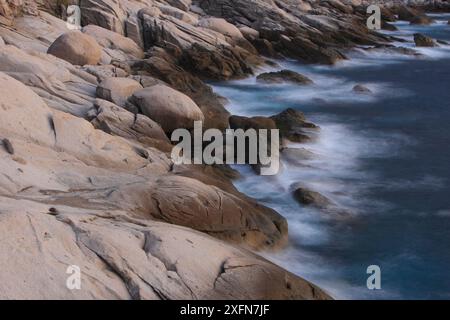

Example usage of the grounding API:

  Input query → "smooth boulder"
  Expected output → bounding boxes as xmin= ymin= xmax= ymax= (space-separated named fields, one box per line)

xmin=131 ymin=85 xmax=204 ymax=133
xmin=47 ymin=31 xmax=102 ymax=66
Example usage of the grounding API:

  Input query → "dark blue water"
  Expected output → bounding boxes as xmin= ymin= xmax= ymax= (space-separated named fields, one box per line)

xmin=212 ymin=16 xmax=450 ymax=299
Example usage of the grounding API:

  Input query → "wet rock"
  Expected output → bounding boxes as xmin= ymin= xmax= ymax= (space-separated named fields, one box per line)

xmin=397 ymin=6 xmax=423 ymax=21
xmin=381 ymin=21 xmax=398 ymax=31
xmin=47 ymin=31 xmax=102 ymax=66
xmin=96 ymin=77 xmax=143 ymax=107
xmin=229 ymin=115 xmax=277 ymax=131
xmin=131 ymin=84 xmax=204 ymax=133
xmin=270 ymin=108 xmax=319 ymax=143
xmin=414 ymin=33 xmax=437 ymax=47
xmin=281 ymin=36 xmax=347 ymax=65
xmin=281 ymin=147 xmax=316 ymax=165
xmin=353 ymin=84 xmax=372 ymax=94
xmin=364 ymin=44 xmax=421 ymax=57
xmin=410 ymin=15 xmax=434 ymax=25
xmin=293 ymin=187 xmax=335 ymax=209
xmin=256 ymin=70 xmax=313 ymax=85
xmin=251 ymin=38 xmax=277 ymax=57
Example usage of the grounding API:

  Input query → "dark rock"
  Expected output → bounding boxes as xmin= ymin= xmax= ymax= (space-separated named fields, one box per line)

xmin=229 ymin=115 xmax=277 ymax=131
xmin=270 ymin=108 xmax=319 ymax=143
xmin=251 ymin=38 xmax=277 ymax=57
xmin=353 ymin=84 xmax=372 ymax=94
xmin=280 ymin=36 xmax=347 ymax=65
xmin=397 ymin=6 xmax=423 ymax=21
xmin=381 ymin=21 xmax=398 ymax=31
xmin=293 ymin=187 xmax=335 ymax=209
xmin=256 ymin=70 xmax=313 ymax=85
xmin=181 ymin=43 xmax=257 ymax=80
xmin=410 ymin=15 xmax=434 ymax=25
xmin=414 ymin=33 xmax=437 ymax=47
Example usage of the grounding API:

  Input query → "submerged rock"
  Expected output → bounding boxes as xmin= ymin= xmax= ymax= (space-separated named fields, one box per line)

xmin=47 ymin=31 xmax=102 ymax=66
xmin=293 ymin=187 xmax=335 ymax=209
xmin=414 ymin=33 xmax=437 ymax=47
xmin=256 ymin=70 xmax=313 ymax=85
xmin=353 ymin=84 xmax=372 ymax=94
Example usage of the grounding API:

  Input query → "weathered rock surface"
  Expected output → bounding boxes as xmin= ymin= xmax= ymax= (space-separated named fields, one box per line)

xmin=0 ymin=199 xmax=329 ymax=299
xmin=0 ymin=44 xmax=98 ymax=117
xmin=131 ymin=84 xmax=204 ymax=133
xmin=89 ymin=99 xmax=172 ymax=152
xmin=47 ymin=31 xmax=103 ymax=66
xmin=82 ymin=24 xmax=145 ymax=60
xmin=96 ymin=77 xmax=143 ymax=107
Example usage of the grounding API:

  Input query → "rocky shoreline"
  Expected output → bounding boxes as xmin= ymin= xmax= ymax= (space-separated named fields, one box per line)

xmin=0 ymin=0 xmax=448 ymax=299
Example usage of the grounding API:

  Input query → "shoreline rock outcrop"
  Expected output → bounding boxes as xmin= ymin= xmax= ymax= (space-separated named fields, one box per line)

xmin=5 ymin=0 xmax=447 ymax=300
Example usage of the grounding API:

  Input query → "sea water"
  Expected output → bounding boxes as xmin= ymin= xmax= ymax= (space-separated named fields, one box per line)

xmin=212 ymin=14 xmax=450 ymax=299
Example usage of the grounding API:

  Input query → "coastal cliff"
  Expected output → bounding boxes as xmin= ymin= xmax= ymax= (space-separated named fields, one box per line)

xmin=0 ymin=0 xmax=447 ymax=299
